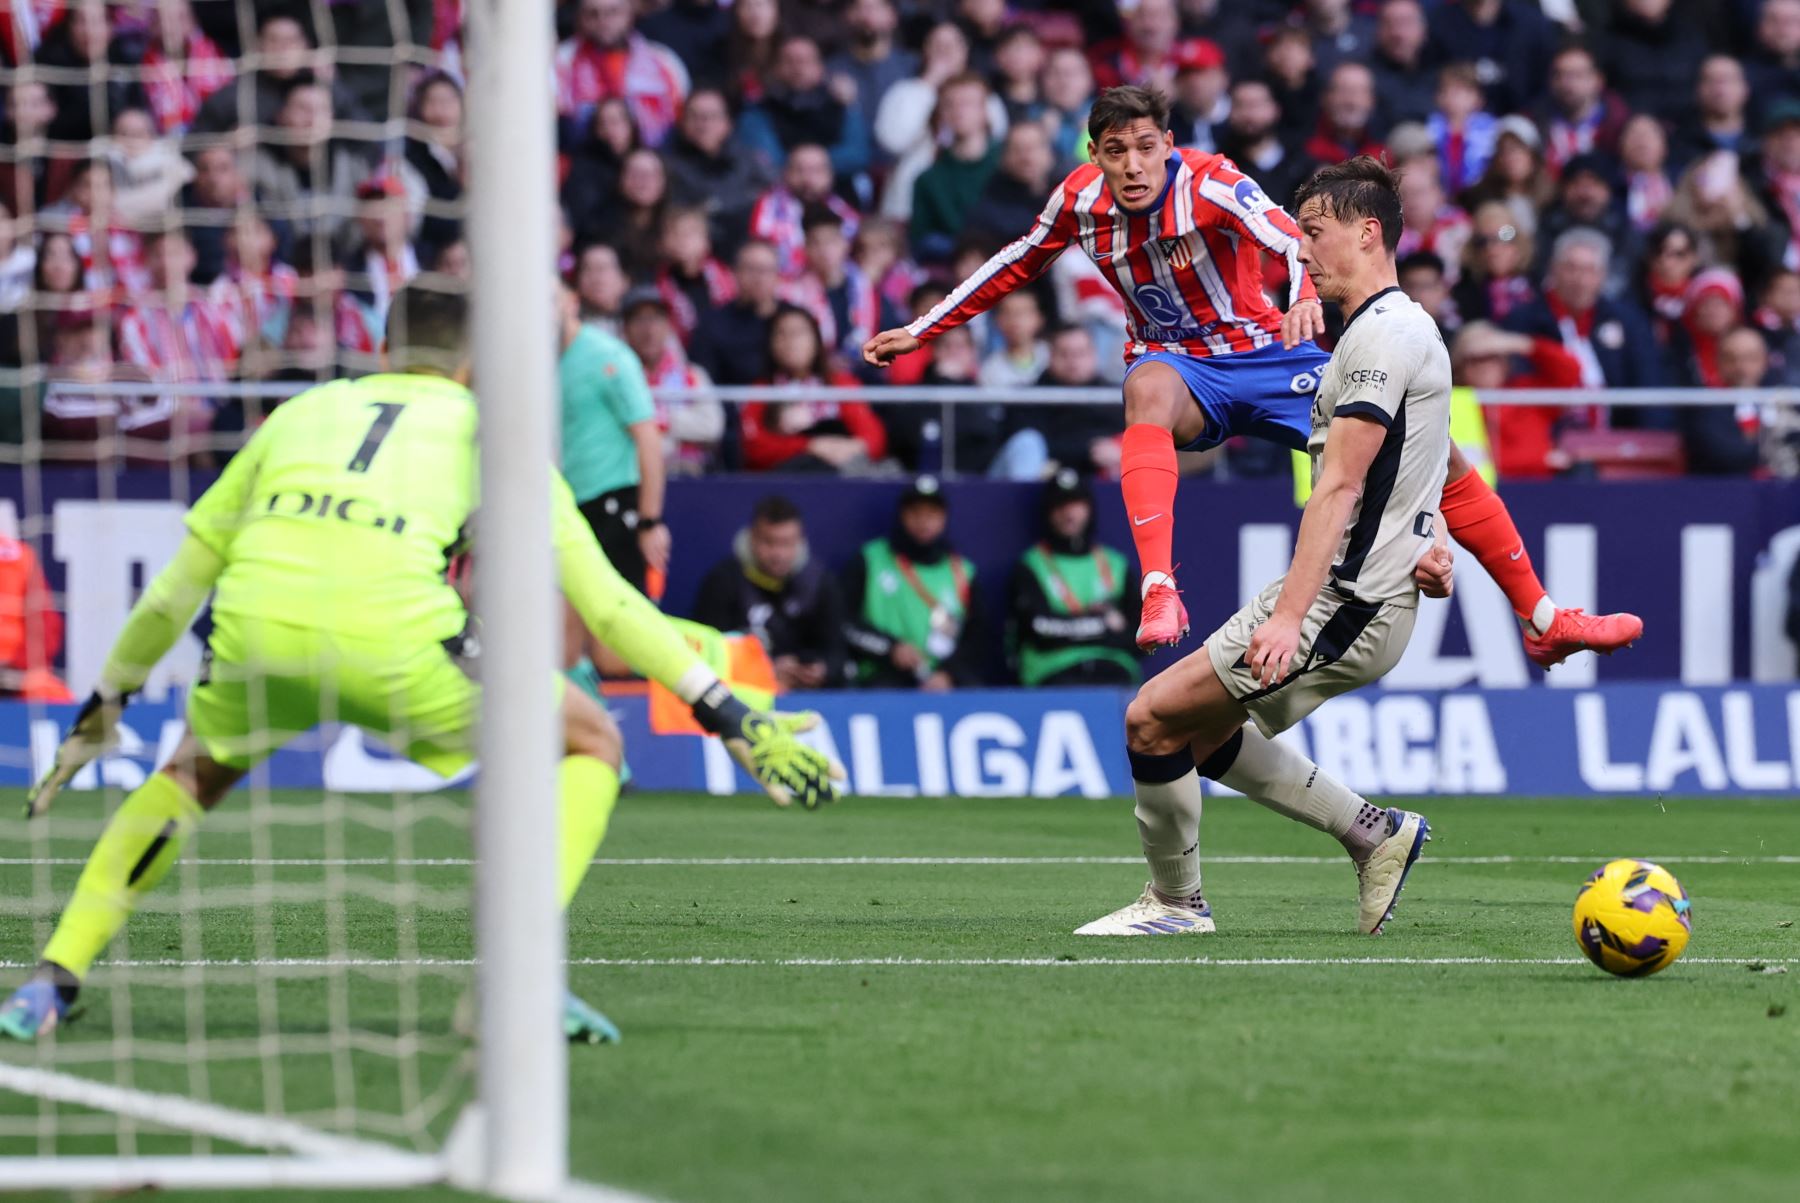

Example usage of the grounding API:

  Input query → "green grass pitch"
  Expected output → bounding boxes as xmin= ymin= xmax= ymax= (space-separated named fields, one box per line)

xmin=2 ymin=789 xmax=1798 ymax=1202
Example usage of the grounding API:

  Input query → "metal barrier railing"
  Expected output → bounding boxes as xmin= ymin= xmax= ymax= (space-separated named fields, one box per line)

xmin=11 ymin=379 xmax=1785 ymax=477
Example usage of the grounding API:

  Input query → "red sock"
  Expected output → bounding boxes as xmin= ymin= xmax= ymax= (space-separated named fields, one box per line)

xmin=1438 ymin=470 xmax=1548 ymax=621
xmin=1120 ymin=423 xmax=1179 ymax=582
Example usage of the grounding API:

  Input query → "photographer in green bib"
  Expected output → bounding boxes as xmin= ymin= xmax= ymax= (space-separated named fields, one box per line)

xmin=1008 ymin=470 xmax=1141 ymax=687
xmin=844 ymin=477 xmax=987 ymax=690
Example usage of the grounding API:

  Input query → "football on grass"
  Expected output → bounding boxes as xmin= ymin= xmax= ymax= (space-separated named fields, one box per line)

xmin=1573 ymin=859 xmax=1693 ymax=977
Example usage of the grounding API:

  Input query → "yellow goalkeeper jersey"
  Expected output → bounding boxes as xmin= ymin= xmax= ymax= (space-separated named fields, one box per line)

xmin=187 ymin=372 xmax=632 ymax=652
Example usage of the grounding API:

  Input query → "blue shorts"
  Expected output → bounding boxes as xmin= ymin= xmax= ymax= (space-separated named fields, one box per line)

xmin=1124 ymin=341 xmax=1329 ymax=452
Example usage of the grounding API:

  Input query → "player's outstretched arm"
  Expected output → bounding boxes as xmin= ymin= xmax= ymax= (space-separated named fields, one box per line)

xmin=1246 ymin=415 xmax=1387 ymax=688
xmin=28 ymin=535 xmax=225 ymax=817
xmin=551 ymin=477 xmax=843 ymax=807
xmin=861 ymin=327 xmax=921 ymax=367
xmin=865 ymin=177 xmax=1078 ymax=368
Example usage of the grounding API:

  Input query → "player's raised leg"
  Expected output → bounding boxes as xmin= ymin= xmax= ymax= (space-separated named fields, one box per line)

xmin=554 ymin=684 xmax=626 ymax=1044
xmin=1438 ymin=443 xmax=1643 ymax=668
xmin=0 ymin=740 xmax=241 ymax=1040
xmin=1121 ymin=363 xmax=1211 ymax=650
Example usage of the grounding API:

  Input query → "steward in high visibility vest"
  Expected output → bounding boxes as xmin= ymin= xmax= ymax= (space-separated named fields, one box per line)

xmin=1007 ymin=470 xmax=1141 ymax=687
xmin=844 ymin=476 xmax=987 ymax=688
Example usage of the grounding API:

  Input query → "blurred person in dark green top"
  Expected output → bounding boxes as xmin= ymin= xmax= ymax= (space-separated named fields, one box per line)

xmin=843 ymin=477 xmax=986 ymax=690
xmin=1007 ymin=470 xmax=1140 ymax=687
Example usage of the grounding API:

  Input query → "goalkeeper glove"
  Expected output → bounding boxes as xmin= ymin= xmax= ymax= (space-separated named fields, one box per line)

xmin=691 ymin=684 xmax=844 ymax=810
xmin=26 ymin=690 xmax=128 ymax=819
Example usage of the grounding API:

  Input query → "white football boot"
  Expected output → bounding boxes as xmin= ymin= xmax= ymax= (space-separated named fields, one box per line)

xmin=1073 ymin=883 xmax=1215 ymax=936
xmin=1356 ymin=808 xmax=1431 ymax=934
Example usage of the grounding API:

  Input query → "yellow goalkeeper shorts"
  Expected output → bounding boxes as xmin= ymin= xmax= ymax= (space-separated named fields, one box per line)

xmin=187 ymin=615 xmax=483 ymax=775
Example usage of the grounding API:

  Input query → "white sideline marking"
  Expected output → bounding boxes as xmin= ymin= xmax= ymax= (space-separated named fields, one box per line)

xmin=2 ymin=854 xmax=1797 ymax=868
xmin=1 ymin=956 xmax=1794 ymax=971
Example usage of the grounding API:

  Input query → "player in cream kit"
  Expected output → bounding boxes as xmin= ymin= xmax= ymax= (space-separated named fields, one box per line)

xmin=1078 ymin=157 xmax=1453 ymax=939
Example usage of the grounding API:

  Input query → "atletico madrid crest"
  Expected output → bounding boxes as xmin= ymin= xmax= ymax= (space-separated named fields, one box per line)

xmin=1161 ymin=237 xmax=1192 ymax=270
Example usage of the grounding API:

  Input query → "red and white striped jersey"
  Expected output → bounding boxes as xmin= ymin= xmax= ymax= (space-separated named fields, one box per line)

xmin=907 ymin=148 xmax=1317 ymax=361
xmin=116 ymin=297 xmax=239 ymax=384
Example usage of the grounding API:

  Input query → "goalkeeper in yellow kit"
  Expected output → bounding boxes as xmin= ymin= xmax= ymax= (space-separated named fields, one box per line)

xmin=0 ymin=284 xmax=840 ymax=1044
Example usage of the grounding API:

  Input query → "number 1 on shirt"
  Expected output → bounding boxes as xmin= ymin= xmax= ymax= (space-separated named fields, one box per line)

xmin=347 ymin=402 xmax=406 ymax=473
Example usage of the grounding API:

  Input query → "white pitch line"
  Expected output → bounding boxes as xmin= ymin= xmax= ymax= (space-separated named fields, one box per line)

xmin=0 ymin=955 xmax=1794 ymax=971
xmin=2 ymin=854 xmax=1796 ymax=868
xmin=0 ymin=1061 xmax=434 ymax=1165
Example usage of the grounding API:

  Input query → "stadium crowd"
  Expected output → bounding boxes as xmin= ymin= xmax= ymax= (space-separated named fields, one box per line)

xmin=5 ymin=0 xmax=1800 ymax=484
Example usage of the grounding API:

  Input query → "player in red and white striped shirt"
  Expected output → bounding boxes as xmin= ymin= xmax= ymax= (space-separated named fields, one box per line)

xmin=866 ymin=86 xmax=1332 ymax=650
xmin=865 ymin=87 xmax=1641 ymax=669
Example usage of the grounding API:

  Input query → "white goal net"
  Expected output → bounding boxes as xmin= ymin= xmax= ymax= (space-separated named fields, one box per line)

xmin=0 ymin=0 xmax=572 ymax=1193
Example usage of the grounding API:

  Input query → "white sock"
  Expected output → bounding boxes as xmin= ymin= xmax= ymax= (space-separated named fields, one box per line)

xmin=1140 ymin=570 xmax=1175 ymax=598
xmin=1526 ymin=595 xmax=1556 ymax=637
xmin=1132 ymin=769 xmax=1204 ymax=902
xmin=1216 ymin=727 xmax=1386 ymax=857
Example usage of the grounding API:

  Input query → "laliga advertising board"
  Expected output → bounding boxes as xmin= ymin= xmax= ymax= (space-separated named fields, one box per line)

xmin=3 ymin=473 xmax=1799 ymax=798
xmin=5 ymin=683 xmax=1798 ymax=799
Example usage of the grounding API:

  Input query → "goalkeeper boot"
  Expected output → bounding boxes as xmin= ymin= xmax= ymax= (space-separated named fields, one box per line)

xmin=0 ymin=963 xmax=80 ymax=1041
xmin=1073 ymin=883 xmax=1214 ymax=936
xmin=564 ymin=991 xmax=622 ymax=1045
xmin=1354 ymin=809 xmax=1431 ymax=935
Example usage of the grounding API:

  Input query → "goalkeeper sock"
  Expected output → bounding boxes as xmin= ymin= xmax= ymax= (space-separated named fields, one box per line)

xmin=559 ymin=755 xmax=620 ymax=908
xmin=42 ymin=771 xmax=204 ymax=981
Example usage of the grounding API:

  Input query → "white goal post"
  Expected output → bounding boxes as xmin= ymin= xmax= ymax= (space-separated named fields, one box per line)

xmin=0 ymin=0 xmax=610 ymax=1198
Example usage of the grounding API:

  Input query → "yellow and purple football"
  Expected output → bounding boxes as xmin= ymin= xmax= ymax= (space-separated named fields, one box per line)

xmin=1573 ymin=859 xmax=1693 ymax=977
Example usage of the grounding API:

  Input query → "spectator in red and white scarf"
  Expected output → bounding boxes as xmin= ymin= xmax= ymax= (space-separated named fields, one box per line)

xmin=1 ymin=0 xmax=63 ymax=67
xmin=1534 ymin=45 xmax=1630 ymax=176
xmin=748 ymin=144 xmax=860 ymax=279
xmin=554 ymin=0 xmax=690 ymax=148
xmin=339 ymin=175 xmax=419 ymax=332
xmin=1676 ymin=268 xmax=1745 ymax=389
xmin=850 ymin=216 xmax=922 ymax=335
xmin=1089 ymin=0 xmax=1182 ymax=92
xmin=780 ymin=205 xmax=877 ymax=359
xmin=1395 ymin=157 xmax=1473 ymax=285
xmin=1678 ymin=323 xmax=1764 ymax=476
xmin=116 ymin=229 xmax=238 ymax=437
xmin=654 ymin=206 xmax=733 ymax=345
xmin=1304 ymin=62 xmax=1386 ymax=165
xmin=139 ymin=0 xmax=232 ymax=134
xmin=1635 ymin=220 xmax=1701 ymax=347
xmin=621 ymin=287 xmax=724 ymax=475
xmin=1501 ymin=229 xmax=1666 ymax=426
xmin=1619 ymin=113 xmax=1674 ymax=233
xmin=45 ymin=160 xmax=149 ymax=302
xmin=211 ymin=212 xmax=297 ymax=364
